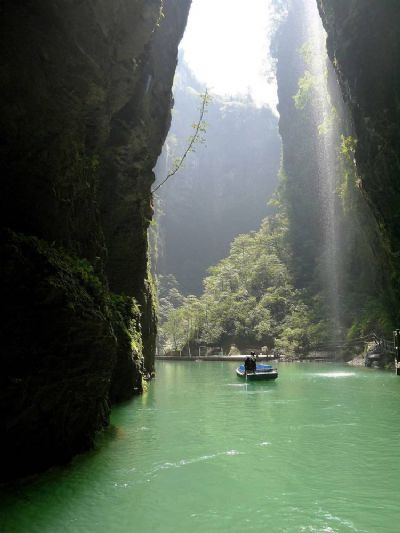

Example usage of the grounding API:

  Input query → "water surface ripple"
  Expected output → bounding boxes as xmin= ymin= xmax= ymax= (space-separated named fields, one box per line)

xmin=1 ymin=362 xmax=400 ymax=532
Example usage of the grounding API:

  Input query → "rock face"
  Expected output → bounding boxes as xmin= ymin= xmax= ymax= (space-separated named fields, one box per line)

xmin=317 ymin=1 xmax=400 ymax=311
xmin=0 ymin=0 xmax=190 ymax=479
xmin=1 ymin=230 xmax=118 ymax=477
xmin=273 ymin=0 xmax=323 ymax=290
xmin=273 ymin=0 xmax=393 ymax=337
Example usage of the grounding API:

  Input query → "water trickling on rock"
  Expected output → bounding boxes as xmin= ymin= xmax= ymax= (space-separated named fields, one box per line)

xmin=303 ymin=0 xmax=343 ymax=338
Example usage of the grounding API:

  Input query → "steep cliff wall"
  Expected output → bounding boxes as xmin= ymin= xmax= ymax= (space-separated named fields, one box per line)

xmin=317 ymin=0 xmax=400 ymax=323
xmin=274 ymin=0 xmax=323 ymax=290
xmin=0 ymin=0 xmax=190 ymax=479
xmin=273 ymin=0 xmax=387 ymax=338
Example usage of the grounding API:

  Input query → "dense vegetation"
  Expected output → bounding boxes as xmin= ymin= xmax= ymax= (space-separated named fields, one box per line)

xmin=157 ymin=215 xmax=329 ymax=355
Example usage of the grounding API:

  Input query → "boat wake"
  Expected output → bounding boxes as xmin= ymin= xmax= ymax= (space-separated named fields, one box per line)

xmin=149 ymin=450 xmax=244 ymax=475
xmin=312 ymin=372 xmax=355 ymax=378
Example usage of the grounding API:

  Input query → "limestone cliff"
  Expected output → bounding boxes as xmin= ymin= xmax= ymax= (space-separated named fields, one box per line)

xmin=317 ymin=0 xmax=400 ymax=322
xmin=272 ymin=0 xmax=390 ymax=339
xmin=0 ymin=0 xmax=190 ymax=479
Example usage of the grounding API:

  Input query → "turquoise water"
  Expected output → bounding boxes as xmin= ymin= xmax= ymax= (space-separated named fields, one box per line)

xmin=2 ymin=362 xmax=400 ymax=532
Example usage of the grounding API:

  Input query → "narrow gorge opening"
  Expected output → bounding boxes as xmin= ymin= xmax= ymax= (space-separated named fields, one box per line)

xmin=2 ymin=2 xmax=400 ymax=528
xmin=153 ymin=0 xmax=378 ymax=359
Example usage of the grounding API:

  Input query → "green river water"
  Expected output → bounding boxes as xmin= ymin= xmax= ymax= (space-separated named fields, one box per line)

xmin=2 ymin=361 xmax=400 ymax=533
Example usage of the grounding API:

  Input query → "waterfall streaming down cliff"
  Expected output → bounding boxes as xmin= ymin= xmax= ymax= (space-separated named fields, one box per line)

xmin=303 ymin=0 xmax=342 ymax=338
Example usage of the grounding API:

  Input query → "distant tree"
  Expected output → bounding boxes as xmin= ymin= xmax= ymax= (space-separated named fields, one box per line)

xmin=151 ymin=89 xmax=211 ymax=194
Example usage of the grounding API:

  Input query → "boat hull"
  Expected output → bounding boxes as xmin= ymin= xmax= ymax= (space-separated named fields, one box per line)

xmin=236 ymin=367 xmax=278 ymax=381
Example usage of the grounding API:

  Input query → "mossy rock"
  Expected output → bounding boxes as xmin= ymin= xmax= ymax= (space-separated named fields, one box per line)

xmin=0 ymin=229 xmax=143 ymax=479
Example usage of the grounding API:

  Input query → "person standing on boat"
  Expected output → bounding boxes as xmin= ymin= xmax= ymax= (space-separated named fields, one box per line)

xmin=250 ymin=351 xmax=257 ymax=372
xmin=244 ymin=355 xmax=252 ymax=374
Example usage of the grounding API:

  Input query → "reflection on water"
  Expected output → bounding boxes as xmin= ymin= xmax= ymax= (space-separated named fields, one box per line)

xmin=1 ymin=361 xmax=400 ymax=533
xmin=312 ymin=372 xmax=356 ymax=378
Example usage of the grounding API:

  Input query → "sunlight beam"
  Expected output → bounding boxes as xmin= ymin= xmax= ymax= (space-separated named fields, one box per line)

xmin=180 ymin=0 xmax=278 ymax=110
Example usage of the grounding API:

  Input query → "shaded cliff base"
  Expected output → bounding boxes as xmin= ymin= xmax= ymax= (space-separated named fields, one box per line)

xmin=0 ymin=229 xmax=144 ymax=480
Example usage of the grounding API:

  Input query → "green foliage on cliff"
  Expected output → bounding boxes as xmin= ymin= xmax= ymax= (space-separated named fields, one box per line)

xmin=20 ymin=233 xmax=111 ymax=315
xmin=293 ymin=71 xmax=318 ymax=110
xmin=5 ymin=230 xmax=144 ymax=360
xmin=110 ymin=293 xmax=143 ymax=355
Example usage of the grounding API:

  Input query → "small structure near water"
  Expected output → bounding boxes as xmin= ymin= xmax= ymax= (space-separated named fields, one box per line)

xmin=228 ymin=344 xmax=241 ymax=356
xmin=393 ymin=329 xmax=400 ymax=375
xmin=362 ymin=331 xmax=399 ymax=372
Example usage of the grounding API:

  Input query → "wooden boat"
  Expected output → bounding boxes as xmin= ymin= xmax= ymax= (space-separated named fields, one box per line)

xmin=236 ymin=364 xmax=278 ymax=381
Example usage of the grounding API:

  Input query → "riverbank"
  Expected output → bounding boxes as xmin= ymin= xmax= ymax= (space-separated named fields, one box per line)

xmin=155 ymin=353 xmax=336 ymax=362
xmin=155 ymin=355 xmax=277 ymax=362
xmin=347 ymin=355 xmax=365 ymax=367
